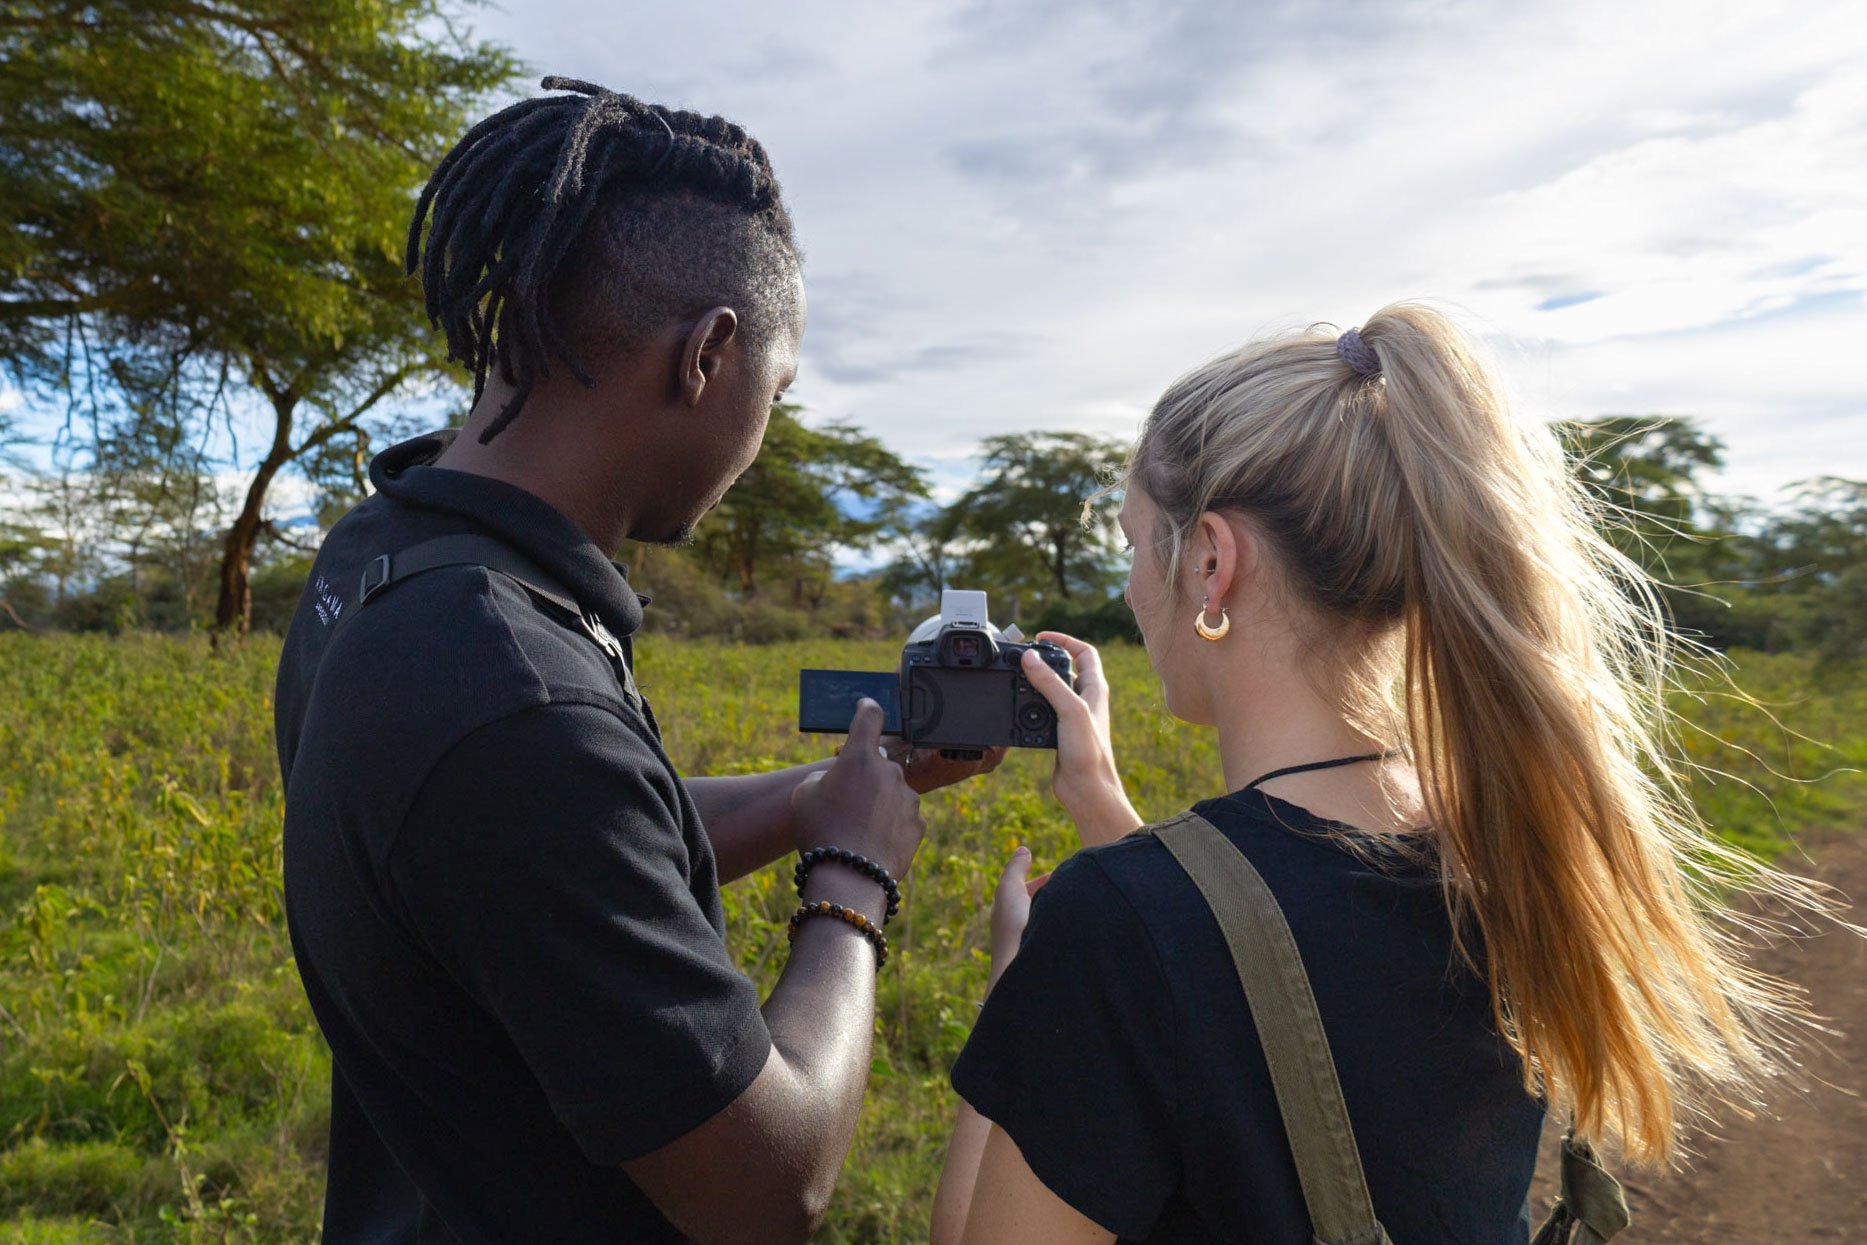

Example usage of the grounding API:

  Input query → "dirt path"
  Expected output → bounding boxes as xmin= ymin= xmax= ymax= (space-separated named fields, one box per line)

xmin=1530 ymin=827 xmax=1867 ymax=1242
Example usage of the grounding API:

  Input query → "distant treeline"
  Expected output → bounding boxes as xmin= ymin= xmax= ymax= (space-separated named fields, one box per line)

xmin=1 ymin=411 xmax=1864 ymax=661
xmin=0 ymin=2 xmax=1860 ymax=658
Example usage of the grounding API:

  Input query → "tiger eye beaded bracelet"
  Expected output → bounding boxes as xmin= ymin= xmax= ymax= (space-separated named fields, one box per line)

xmin=793 ymin=847 xmax=902 ymax=923
xmin=787 ymin=901 xmax=889 ymax=967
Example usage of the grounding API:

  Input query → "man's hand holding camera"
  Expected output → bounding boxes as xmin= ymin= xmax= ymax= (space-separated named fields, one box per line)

xmin=883 ymin=740 xmax=1009 ymax=795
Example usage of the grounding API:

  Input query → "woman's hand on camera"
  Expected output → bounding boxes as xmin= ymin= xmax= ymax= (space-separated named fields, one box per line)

xmin=1019 ymin=631 xmax=1143 ymax=846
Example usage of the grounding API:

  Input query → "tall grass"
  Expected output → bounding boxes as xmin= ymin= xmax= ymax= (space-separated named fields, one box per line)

xmin=0 ymin=635 xmax=1860 ymax=1241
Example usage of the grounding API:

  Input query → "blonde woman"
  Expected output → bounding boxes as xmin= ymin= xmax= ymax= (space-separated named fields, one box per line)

xmin=931 ymin=304 xmax=1811 ymax=1244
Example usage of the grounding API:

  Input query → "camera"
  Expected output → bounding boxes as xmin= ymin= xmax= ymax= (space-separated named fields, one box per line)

xmin=798 ymin=590 xmax=1077 ymax=758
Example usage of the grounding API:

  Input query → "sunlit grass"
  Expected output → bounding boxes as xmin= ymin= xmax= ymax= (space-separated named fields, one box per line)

xmin=0 ymin=635 xmax=1859 ymax=1241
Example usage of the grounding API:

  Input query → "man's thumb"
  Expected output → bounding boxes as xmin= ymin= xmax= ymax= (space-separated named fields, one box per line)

xmin=791 ymin=770 xmax=825 ymax=811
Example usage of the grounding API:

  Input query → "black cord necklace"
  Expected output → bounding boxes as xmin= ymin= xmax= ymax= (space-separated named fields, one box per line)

xmin=1243 ymin=749 xmax=1401 ymax=791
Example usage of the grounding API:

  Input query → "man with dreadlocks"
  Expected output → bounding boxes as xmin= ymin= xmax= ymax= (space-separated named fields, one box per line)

xmin=275 ymin=78 xmax=982 ymax=1243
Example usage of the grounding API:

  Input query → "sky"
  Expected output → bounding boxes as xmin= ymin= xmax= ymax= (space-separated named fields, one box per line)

xmin=4 ymin=0 xmax=1863 ymax=519
xmin=457 ymin=0 xmax=1867 ymax=505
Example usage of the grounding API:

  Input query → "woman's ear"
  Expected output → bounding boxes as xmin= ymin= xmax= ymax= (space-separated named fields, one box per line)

xmin=1193 ymin=512 xmax=1249 ymax=611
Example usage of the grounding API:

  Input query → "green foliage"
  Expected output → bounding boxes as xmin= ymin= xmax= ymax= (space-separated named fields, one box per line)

xmin=683 ymin=404 xmax=929 ymax=599
xmin=0 ymin=634 xmax=1860 ymax=1239
xmin=933 ymin=431 xmax=1129 ymax=618
xmin=616 ymin=403 xmax=927 ymax=639
xmin=0 ymin=0 xmax=519 ymax=630
xmin=0 ymin=0 xmax=516 ymax=375
xmin=1747 ymin=477 xmax=1867 ymax=665
xmin=1561 ymin=415 xmax=1724 ymax=529
xmin=1560 ymin=417 xmax=1867 ymax=660
xmin=1029 ymin=592 xmax=1141 ymax=644
xmin=1560 ymin=416 xmax=1754 ymax=642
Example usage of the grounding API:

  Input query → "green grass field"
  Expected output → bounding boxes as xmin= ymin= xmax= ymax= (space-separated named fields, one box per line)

xmin=0 ymin=635 xmax=1861 ymax=1242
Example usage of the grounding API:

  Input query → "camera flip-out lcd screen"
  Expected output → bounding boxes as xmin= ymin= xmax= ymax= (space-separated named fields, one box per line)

xmin=797 ymin=669 xmax=904 ymax=735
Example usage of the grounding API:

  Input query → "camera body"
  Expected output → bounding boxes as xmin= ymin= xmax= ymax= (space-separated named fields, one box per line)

xmin=798 ymin=590 xmax=1076 ymax=756
xmin=900 ymin=591 xmax=1075 ymax=753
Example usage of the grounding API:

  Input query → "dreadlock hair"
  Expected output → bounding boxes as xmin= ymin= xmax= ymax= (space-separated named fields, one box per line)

xmin=407 ymin=76 xmax=801 ymax=443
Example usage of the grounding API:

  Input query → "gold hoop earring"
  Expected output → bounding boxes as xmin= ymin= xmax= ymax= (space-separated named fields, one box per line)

xmin=1194 ymin=603 xmax=1230 ymax=641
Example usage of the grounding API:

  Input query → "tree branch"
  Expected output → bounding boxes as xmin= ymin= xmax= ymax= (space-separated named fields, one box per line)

xmin=0 ymin=594 xmax=36 ymax=631
xmin=289 ymin=365 xmax=417 ymax=458
xmin=259 ymin=518 xmax=319 ymax=553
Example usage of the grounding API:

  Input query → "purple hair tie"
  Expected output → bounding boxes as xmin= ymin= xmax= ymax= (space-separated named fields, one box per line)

xmin=1336 ymin=328 xmax=1381 ymax=379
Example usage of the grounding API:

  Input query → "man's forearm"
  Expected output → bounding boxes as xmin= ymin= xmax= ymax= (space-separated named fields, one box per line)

xmin=686 ymin=762 xmax=832 ymax=883
xmin=756 ymin=866 xmax=887 ymax=1228
xmin=620 ymin=867 xmax=893 ymax=1245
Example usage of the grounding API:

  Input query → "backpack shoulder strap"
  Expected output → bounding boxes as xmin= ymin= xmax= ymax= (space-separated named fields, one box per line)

xmin=350 ymin=533 xmax=639 ymax=708
xmin=1146 ymin=811 xmax=1391 ymax=1245
xmin=357 ymin=533 xmax=581 ymax=616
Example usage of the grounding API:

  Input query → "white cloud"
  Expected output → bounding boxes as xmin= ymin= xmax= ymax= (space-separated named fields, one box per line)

xmin=519 ymin=0 xmax=1863 ymax=494
xmin=21 ymin=0 xmax=1862 ymax=508
xmin=1436 ymin=75 xmax=1867 ymax=343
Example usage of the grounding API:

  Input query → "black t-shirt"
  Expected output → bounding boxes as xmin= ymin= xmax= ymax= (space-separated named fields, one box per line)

xmin=275 ymin=432 xmax=771 ymax=1244
xmin=951 ymin=791 xmax=1544 ymax=1244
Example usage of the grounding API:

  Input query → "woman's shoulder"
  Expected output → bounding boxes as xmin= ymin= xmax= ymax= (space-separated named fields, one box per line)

xmin=1079 ymin=790 xmax=1441 ymax=915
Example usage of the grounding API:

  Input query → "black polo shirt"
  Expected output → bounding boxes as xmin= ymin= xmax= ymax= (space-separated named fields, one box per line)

xmin=275 ymin=431 xmax=770 ymax=1244
xmin=952 ymin=791 xmax=1544 ymax=1244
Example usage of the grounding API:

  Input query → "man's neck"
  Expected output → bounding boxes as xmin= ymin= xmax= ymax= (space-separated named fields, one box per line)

xmin=434 ymin=408 xmax=640 ymax=554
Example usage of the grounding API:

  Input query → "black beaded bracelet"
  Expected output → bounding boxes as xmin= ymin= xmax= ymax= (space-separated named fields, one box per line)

xmin=787 ymin=901 xmax=889 ymax=967
xmin=793 ymin=847 xmax=902 ymax=923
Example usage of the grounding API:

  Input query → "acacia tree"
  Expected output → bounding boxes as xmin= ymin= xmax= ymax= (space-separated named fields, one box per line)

xmin=943 ymin=431 xmax=1128 ymax=607
xmin=0 ymin=460 xmax=51 ymax=627
xmin=0 ymin=0 xmax=517 ymax=634
xmin=689 ymin=404 xmax=929 ymax=601
xmin=1754 ymin=477 xmax=1867 ymax=664
xmin=1557 ymin=415 xmax=1760 ymax=643
xmin=1560 ymin=416 xmax=1724 ymax=541
xmin=878 ymin=500 xmax=961 ymax=613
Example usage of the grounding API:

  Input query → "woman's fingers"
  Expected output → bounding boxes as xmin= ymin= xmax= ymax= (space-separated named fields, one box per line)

xmin=1019 ymin=647 xmax=1089 ymax=718
xmin=990 ymin=846 xmax=1035 ymax=955
xmin=996 ymin=845 xmax=1032 ymax=897
xmin=1034 ymin=630 xmax=1109 ymax=708
xmin=1034 ymin=630 xmax=1102 ymax=671
xmin=1033 ymin=628 xmax=1089 ymax=654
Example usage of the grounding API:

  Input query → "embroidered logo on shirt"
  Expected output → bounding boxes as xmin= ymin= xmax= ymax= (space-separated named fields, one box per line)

xmin=312 ymin=576 xmax=345 ymax=627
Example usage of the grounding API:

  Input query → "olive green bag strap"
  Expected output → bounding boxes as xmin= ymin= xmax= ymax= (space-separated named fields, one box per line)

xmin=1148 ymin=812 xmax=1631 ymax=1245
xmin=1531 ymin=1131 xmax=1631 ymax=1245
xmin=1148 ymin=812 xmax=1392 ymax=1245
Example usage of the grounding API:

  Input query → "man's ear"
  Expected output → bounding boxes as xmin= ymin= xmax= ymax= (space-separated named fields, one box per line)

xmin=678 ymin=307 xmax=739 ymax=407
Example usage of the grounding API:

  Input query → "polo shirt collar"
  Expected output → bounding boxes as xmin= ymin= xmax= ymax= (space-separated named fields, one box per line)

xmin=368 ymin=430 xmax=646 ymax=639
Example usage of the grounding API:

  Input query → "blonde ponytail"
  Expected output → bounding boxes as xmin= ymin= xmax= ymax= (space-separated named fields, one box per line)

xmin=1128 ymin=302 xmax=1820 ymax=1164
